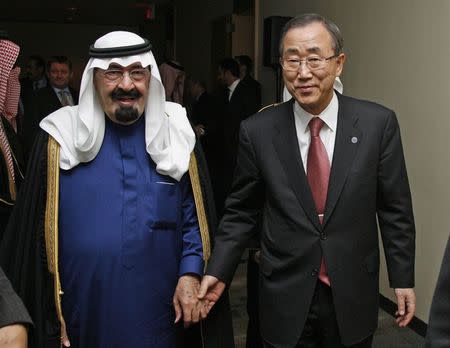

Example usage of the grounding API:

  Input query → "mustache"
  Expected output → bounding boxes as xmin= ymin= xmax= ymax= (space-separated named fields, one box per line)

xmin=111 ymin=88 xmax=141 ymax=99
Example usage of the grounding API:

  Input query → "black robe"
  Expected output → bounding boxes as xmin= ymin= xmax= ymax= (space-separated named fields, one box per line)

xmin=0 ymin=131 xmax=234 ymax=348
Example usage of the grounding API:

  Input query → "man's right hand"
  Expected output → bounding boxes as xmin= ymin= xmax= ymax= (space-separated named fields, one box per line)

xmin=197 ymin=275 xmax=226 ymax=316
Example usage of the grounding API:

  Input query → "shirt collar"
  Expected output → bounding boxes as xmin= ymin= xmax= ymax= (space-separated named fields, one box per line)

xmin=294 ymin=91 xmax=339 ymax=134
xmin=52 ymin=86 xmax=70 ymax=94
xmin=228 ymin=79 xmax=240 ymax=94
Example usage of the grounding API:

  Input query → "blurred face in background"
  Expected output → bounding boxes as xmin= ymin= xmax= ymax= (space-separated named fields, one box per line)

xmin=47 ymin=62 xmax=72 ymax=89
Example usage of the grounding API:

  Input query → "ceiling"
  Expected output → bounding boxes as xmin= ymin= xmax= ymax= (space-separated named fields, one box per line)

xmin=0 ymin=1 xmax=173 ymax=26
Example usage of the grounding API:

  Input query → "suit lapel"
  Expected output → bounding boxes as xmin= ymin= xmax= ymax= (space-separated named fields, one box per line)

xmin=323 ymin=94 xmax=361 ymax=226
xmin=273 ymin=100 xmax=322 ymax=231
xmin=49 ymin=87 xmax=63 ymax=107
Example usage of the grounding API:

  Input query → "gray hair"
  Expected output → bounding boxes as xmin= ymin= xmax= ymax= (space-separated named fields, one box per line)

xmin=279 ymin=13 xmax=344 ymax=56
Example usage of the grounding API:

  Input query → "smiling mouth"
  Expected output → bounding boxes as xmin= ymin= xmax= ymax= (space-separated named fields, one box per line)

xmin=297 ymin=85 xmax=316 ymax=93
xmin=114 ymin=96 xmax=137 ymax=103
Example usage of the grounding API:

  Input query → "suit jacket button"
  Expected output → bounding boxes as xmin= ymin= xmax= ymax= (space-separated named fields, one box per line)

xmin=320 ymin=233 xmax=327 ymax=240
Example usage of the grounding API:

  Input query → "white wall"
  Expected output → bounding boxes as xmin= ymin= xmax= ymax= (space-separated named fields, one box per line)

xmin=259 ymin=0 xmax=450 ymax=323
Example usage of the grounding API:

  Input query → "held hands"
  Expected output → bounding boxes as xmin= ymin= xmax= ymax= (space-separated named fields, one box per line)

xmin=172 ymin=274 xmax=226 ymax=327
xmin=394 ymin=288 xmax=416 ymax=327
xmin=173 ymin=274 xmax=207 ymax=328
xmin=197 ymin=275 xmax=226 ymax=313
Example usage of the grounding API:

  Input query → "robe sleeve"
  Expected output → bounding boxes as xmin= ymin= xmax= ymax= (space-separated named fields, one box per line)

xmin=178 ymin=174 xmax=204 ymax=276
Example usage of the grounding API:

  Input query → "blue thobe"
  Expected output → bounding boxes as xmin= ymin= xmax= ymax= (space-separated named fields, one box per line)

xmin=59 ymin=116 xmax=203 ymax=348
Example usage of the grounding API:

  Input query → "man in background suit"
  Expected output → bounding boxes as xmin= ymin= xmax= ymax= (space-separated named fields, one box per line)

xmin=217 ymin=58 xmax=259 ymax=195
xmin=200 ymin=14 xmax=416 ymax=347
xmin=425 ymin=236 xmax=450 ymax=347
xmin=235 ymin=55 xmax=262 ymax=112
xmin=22 ymin=56 xmax=78 ymax=159
xmin=188 ymin=78 xmax=224 ymax=212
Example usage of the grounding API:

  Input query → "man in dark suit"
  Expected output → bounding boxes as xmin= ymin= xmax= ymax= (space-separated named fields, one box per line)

xmin=20 ymin=55 xmax=48 ymax=111
xmin=217 ymin=58 xmax=260 ymax=195
xmin=425 ymin=236 xmax=450 ymax=347
xmin=199 ymin=14 xmax=416 ymax=347
xmin=235 ymin=55 xmax=262 ymax=111
xmin=22 ymin=56 xmax=78 ymax=160
xmin=188 ymin=78 xmax=225 ymax=212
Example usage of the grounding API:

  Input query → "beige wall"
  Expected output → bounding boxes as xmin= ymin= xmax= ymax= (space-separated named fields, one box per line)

xmin=259 ymin=0 xmax=450 ymax=323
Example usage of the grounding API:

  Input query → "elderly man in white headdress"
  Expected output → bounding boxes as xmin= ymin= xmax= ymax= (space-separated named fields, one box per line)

xmin=0 ymin=31 xmax=234 ymax=348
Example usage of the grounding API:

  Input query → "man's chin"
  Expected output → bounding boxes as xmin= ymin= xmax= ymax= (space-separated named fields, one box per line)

xmin=111 ymin=106 xmax=141 ymax=124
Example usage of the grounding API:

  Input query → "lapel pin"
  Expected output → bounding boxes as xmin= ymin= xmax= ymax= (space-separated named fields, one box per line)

xmin=351 ymin=136 xmax=358 ymax=144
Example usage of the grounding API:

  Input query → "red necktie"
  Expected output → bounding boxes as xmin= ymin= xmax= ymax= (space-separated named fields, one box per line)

xmin=307 ymin=117 xmax=331 ymax=286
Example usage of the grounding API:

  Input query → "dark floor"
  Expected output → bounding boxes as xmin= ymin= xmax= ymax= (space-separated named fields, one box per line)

xmin=229 ymin=260 xmax=424 ymax=348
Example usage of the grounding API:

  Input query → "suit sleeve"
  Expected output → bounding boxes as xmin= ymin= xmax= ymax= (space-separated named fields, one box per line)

xmin=206 ymin=123 xmax=264 ymax=284
xmin=425 ymin=236 xmax=450 ymax=348
xmin=376 ymin=111 xmax=415 ymax=288
xmin=0 ymin=267 xmax=32 ymax=328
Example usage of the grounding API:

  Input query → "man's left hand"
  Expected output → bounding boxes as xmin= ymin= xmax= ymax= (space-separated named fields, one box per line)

xmin=394 ymin=288 xmax=416 ymax=327
xmin=173 ymin=275 xmax=201 ymax=328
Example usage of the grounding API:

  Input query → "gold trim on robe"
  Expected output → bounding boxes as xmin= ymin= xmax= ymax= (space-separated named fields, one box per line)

xmin=45 ymin=139 xmax=212 ymax=340
xmin=188 ymin=152 xmax=211 ymax=264
xmin=258 ymin=103 xmax=281 ymax=113
xmin=45 ymin=136 xmax=66 ymax=344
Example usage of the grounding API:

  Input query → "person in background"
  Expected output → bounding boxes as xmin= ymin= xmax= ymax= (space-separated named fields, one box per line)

xmin=22 ymin=56 xmax=78 ymax=160
xmin=159 ymin=60 xmax=185 ymax=105
xmin=0 ymin=31 xmax=25 ymax=241
xmin=235 ymin=55 xmax=262 ymax=111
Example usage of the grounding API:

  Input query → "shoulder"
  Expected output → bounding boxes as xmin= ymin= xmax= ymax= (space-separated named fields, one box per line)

xmin=339 ymin=93 xmax=394 ymax=117
xmin=240 ymin=100 xmax=293 ymax=138
xmin=246 ymin=100 xmax=292 ymax=122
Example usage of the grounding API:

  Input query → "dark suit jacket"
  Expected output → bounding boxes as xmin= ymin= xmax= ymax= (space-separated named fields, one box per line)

xmin=207 ymin=94 xmax=416 ymax=347
xmin=241 ymin=75 xmax=262 ymax=112
xmin=425 ymin=236 xmax=450 ymax=347
xmin=22 ymin=85 xmax=78 ymax=160
xmin=222 ymin=80 xmax=260 ymax=192
xmin=0 ymin=266 xmax=32 ymax=328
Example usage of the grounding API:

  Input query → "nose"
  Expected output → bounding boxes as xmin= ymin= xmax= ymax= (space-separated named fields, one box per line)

xmin=297 ymin=62 xmax=312 ymax=78
xmin=118 ymin=72 xmax=134 ymax=89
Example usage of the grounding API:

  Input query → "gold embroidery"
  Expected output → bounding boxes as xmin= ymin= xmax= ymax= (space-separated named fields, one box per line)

xmin=45 ymin=136 xmax=66 ymax=337
xmin=258 ymin=102 xmax=285 ymax=113
xmin=0 ymin=197 xmax=14 ymax=206
xmin=188 ymin=152 xmax=211 ymax=264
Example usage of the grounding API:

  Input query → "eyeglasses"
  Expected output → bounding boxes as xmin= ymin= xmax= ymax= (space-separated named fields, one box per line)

xmin=99 ymin=68 xmax=150 ymax=83
xmin=280 ymin=54 xmax=338 ymax=71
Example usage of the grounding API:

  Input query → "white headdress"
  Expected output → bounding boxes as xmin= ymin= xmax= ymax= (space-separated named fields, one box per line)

xmin=40 ymin=31 xmax=195 ymax=181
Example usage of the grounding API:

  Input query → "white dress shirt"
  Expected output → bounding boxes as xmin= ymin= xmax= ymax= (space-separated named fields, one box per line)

xmin=53 ymin=86 xmax=74 ymax=106
xmin=293 ymin=92 xmax=339 ymax=172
